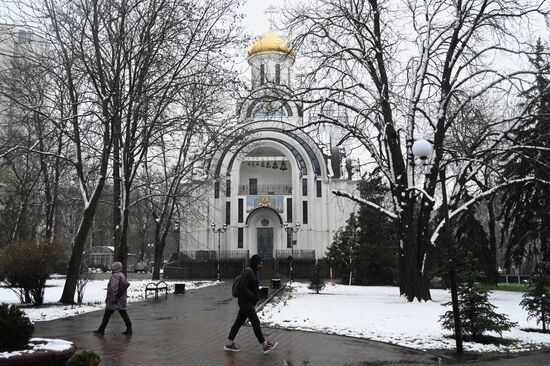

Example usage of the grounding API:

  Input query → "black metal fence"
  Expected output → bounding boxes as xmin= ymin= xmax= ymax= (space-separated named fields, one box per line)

xmin=163 ymin=249 xmax=324 ymax=280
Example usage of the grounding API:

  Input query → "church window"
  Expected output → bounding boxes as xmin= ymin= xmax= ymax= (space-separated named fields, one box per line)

xmin=316 ymin=180 xmax=322 ymax=197
xmin=275 ymin=64 xmax=281 ymax=84
xmin=214 ymin=181 xmax=219 ymax=198
xmin=302 ymin=201 xmax=308 ymax=224
xmin=249 ymin=178 xmax=258 ymax=195
xmin=260 ymin=64 xmax=265 ymax=84
xmin=286 ymin=198 xmax=292 ymax=222
xmin=302 ymin=178 xmax=307 ymax=196
xmin=238 ymin=198 xmax=243 ymax=223
xmin=226 ymin=201 xmax=231 ymax=225
xmin=226 ymin=179 xmax=231 ymax=197
xmin=238 ymin=227 xmax=243 ymax=248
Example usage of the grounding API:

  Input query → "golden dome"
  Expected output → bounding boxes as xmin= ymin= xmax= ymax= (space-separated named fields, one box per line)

xmin=248 ymin=27 xmax=293 ymax=57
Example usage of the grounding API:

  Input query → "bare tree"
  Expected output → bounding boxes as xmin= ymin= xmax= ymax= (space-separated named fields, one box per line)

xmin=106 ymin=0 xmax=245 ymax=274
xmin=285 ymin=0 xmax=550 ymax=301
xmin=0 ymin=26 xmax=65 ymax=245
xmin=142 ymin=67 xmax=241 ymax=279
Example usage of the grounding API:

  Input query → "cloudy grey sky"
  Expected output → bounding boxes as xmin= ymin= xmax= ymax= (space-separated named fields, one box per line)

xmin=241 ymin=0 xmax=292 ymax=36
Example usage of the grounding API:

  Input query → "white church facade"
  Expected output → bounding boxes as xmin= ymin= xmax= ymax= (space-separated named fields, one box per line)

xmin=179 ymin=28 xmax=358 ymax=261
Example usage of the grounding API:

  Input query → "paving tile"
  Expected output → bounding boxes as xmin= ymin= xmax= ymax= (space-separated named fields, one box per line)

xmin=33 ymin=282 xmax=443 ymax=366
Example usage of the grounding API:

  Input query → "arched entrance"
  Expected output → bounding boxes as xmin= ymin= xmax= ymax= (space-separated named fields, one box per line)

xmin=246 ymin=206 xmax=283 ymax=259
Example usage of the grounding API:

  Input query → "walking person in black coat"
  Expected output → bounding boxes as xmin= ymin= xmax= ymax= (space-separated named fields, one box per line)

xmin=224 ymin=254 xmax=277 ymax=354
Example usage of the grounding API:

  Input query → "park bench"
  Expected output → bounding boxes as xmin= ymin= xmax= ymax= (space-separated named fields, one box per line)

xmin=145 ymin=281 xmax=168 ymax=301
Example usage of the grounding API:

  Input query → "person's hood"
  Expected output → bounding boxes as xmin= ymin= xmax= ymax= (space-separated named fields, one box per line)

xmin=249 ymin=254 xmax=263 ymax=271
xmin=111 ymin=261 xmax=123 ymax=273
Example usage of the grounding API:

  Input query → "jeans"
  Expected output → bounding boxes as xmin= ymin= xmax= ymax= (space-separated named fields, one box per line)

xmin=228 ymin=303 xmax=265 ymax=343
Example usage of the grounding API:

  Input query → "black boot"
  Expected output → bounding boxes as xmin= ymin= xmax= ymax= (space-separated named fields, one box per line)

xmin=120 ymin=310 xmax=132 ymax=335
xmin=94 ymin=309 xmax=113 ymax=335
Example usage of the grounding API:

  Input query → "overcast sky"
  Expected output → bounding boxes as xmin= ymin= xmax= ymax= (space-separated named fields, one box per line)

xmin=241 ymin=0 xmax=292 ymax=36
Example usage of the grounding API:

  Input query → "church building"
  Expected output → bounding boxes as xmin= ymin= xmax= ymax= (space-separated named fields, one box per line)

xmin=180 ymin=28 xmax=358 ymax=263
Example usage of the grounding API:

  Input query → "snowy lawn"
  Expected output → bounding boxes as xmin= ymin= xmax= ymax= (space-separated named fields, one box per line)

xmin=258 ymin=282 xmax=550 ymax=353
xmin=0 ymin=277 xmax=216 ymax=322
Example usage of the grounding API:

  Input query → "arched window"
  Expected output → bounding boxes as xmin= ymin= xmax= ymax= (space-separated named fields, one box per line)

xmin=275 ymin=64 xmax=281 ymax=84
xmin=260 ymin=64 xmax=266 ymax=85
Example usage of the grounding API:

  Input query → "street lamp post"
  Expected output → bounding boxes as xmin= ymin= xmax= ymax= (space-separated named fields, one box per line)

xmin=211 ymin=223 xmax=227 ymax=281
xmin=412 ymin=139 xmax=463 ymax=355
xmin=283 ymin=221 xmax=300 ymax=283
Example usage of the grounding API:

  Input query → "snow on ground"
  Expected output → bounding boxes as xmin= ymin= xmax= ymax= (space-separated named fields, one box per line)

xmin=1 ymin=278 xmax=216 ymax=322
xmin=259 ymin=283 xmax=550 ymax=353
xmin=0 ymin=338 xmax=74 ymax=360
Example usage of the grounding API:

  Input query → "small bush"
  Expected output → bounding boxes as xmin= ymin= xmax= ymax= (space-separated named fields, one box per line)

xmin=308 ymin=262 xmax=325 ymax=294
xmin=440 ymin=270 xmax=517 ymax=342
xmin=66 ymin=351 xmax=101 ymax=366
xmin=520 ymin=264 xmax=550 ymax=331
xmin=0 ymin=303 xmax=35 ymax=352
xmin=0 ymin=241 xmax=65 ymax=305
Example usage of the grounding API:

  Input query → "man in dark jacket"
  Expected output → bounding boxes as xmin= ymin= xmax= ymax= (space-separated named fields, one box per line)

xmin=224 ymin=254 xmax=277 ymax=354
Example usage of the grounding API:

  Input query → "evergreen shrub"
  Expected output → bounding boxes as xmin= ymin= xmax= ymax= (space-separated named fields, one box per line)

xmin=0 ymin=303 xmax=34 ymax=352
xmin=520 ymin=264 xmax=550 ymax=332
xmin=66 ymin=351 xmax=101 ymax=366
xmin=440 ymin=269 xmax=517 ymax=342
xmin=308 ymin=262 xmax=325 ymax=294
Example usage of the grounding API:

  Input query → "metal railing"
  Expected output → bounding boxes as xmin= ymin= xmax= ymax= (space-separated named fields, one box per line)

xmin=275 ymin=249 xmax=316 ymax=260
xmin=238 ymin=184 xmax=292 ymax=195
xmin=180 ymin=250 xmax=249 ymax=262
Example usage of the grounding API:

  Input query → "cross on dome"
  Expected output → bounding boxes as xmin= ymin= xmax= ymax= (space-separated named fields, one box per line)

xmin=264 ymin=5 xmax=278 ymax=26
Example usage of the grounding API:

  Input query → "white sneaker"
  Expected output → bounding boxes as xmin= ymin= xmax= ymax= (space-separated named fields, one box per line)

xmin=263 ymin=341 xmax=278 ymax=354
xmin=224 ymin=343 xmax=241 ymax=352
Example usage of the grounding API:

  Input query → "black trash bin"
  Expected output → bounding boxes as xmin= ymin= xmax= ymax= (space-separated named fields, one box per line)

xmin=271 ymin=279 xmax=281 ymax=289
xmin=174 ymin=283 xmax=186 ymax=294
xmin=259 ymin=287 xmax=268 ymax=299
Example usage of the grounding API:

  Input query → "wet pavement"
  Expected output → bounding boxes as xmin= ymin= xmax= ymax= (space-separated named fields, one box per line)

xmin=33 ymin=282 xmax=549 ymax=366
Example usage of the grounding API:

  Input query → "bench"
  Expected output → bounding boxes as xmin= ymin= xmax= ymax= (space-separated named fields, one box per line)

xmin=145 ymin=281 xmax=168 ymax=301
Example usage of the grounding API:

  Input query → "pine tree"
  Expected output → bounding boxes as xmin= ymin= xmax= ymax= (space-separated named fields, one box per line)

xmin=454 ymin=196 xmax=493 ymax=282
xmin=326 ymin=173 xmax=398 ymax=285
xmin=520 ymin=264 xmax=550 ymax=332
xmin=308 ymin=262 xmax=325 ymax=294
xmin=501 ymin=39 xmax=550 ymax=267
xmin=440 ymin=262 xmax=517 ymax=341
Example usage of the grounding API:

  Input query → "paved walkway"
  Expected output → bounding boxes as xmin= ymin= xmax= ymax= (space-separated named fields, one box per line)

xmin=33 ymin=282 xmax=549 ymax=366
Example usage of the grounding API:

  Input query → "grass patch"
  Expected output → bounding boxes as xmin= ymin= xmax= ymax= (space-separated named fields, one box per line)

xmin=479 ymin=283 xmax=528 ymax=292
xmin=431 ymin=282 xmax=528 ymax=292
xmin=445 ymin=334 xmax=518 ymax=347
xmin=520 ymin=328 xmax=550 ymax=334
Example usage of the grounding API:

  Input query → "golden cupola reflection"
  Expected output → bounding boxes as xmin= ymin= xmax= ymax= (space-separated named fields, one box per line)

xmin=248 ymin=27 xmax=293 ymax=57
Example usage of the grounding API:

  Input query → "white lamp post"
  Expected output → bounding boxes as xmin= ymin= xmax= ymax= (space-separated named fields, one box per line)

xmin=211 ymin=223 xmax=227 ymax=281
xmin=412 ymin=139 xmax=463 ymax=355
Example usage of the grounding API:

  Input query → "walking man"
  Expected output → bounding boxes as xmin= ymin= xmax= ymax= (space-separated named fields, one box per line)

xmin=224 ymin=254 xmax=277 ymax=354
xmin=93 ymin=261 xmax=132 ymax=335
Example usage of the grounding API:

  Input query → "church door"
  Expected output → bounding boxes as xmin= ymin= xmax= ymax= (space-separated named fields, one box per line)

xmin=257 ymin=228 xmax=273 ymax=259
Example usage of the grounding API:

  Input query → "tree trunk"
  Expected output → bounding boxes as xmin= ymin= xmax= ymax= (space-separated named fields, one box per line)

xmin=399 ymin=207 xmax=432 ymax=301
xmin=113 ymin=124 xmax=122 ymax=267
xmin=115 ymin=190 xmax=130 ymax=274
xmin=59 ymin=179 xmax=106 ymax=304
xmin=486 ymin=197 xmax=499 ymax=284
xmin=152 ymin=224 xmax=168 ymax=281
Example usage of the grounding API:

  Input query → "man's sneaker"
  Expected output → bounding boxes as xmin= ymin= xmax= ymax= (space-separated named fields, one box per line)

xmin=263 ymin=341 xmax=278 ymax=354
xmin=224 ymin=343 xmax=241 ymax=352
